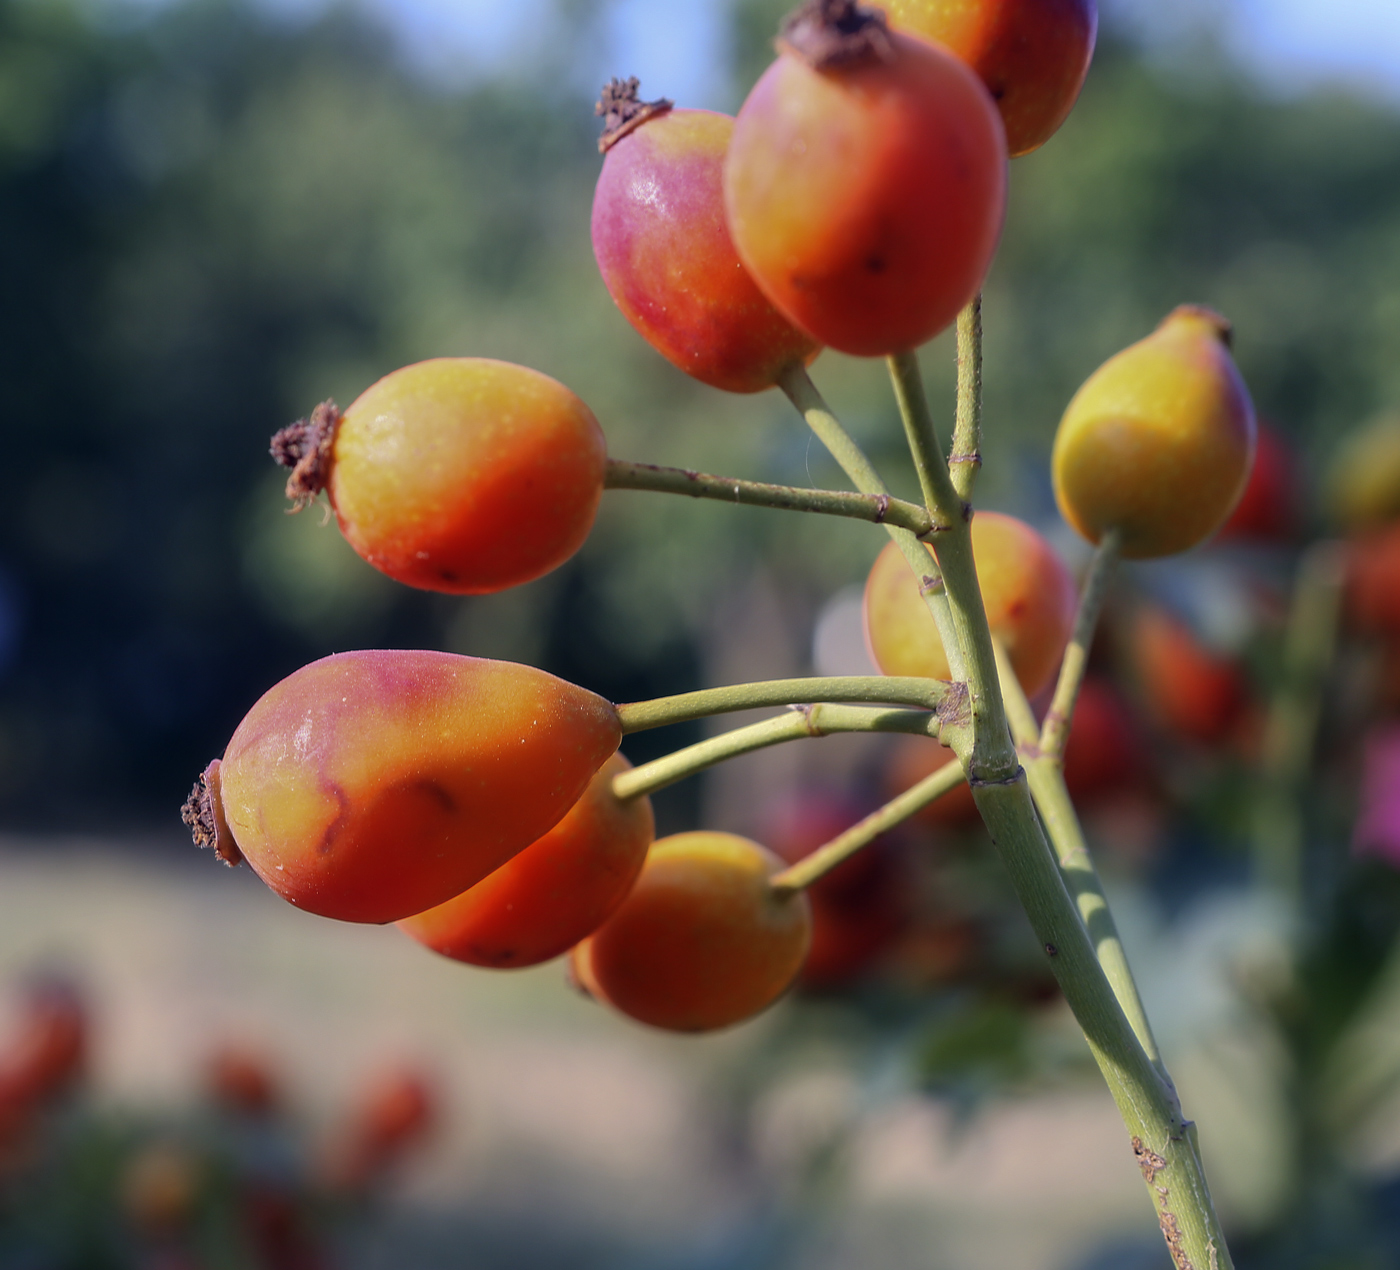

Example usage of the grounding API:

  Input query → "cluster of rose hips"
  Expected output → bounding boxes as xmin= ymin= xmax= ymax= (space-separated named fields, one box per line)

xmin=181 ymin=0 xmax=1253 ymax=1051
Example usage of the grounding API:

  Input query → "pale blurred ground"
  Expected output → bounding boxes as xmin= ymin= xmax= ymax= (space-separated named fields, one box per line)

xmin=0 ymin=836 xmax=1331 ymax=1270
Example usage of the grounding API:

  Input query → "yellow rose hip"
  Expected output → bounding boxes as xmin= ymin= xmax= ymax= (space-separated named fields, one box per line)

xmin=1052 ymin=305 xmax=1256 ymax=559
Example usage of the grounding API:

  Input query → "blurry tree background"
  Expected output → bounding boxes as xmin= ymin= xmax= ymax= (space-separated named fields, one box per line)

xmin=0 ymin=0 xmax=1398 ymax=832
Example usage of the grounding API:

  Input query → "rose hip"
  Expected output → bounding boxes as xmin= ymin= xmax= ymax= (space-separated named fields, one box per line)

xmin=591 ymin=84 xmax=819 ymax=393
xmin=184 ymin=650 xmax=622 ymax=924
xmin=398 ymin=753 xmax=654 ymax=969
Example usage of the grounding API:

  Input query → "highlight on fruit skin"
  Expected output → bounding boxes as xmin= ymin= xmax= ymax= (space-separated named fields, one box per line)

xmin=591 ymin=81 xmax=820 ymax=393
xmin=397 ymin=753 xmax=655 ymax=969
xmin=722 ymin=0 xmax=1007 ymax=357
xmin=182 ymin=650 xmax=622 ymax=925
xmin=569 ymin=831 xmax=812 ymax=1032
xmin=880 ymin=0 xmax=1098 ymax=157
xmin=1052 ymin=305 xmax=1256 ymax=560
xmin=271 ymin=357 xmax=606 ymax=595
xmin=863 ymin=511 xmax=1077 ymax=697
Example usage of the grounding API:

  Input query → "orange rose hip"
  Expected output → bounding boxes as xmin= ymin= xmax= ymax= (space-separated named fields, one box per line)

xmin=571 ymin=832 xmax=811 ymax=1032
xmin=183 ymin=650 xmax=622 ymax=924
xmin=881 ymin=0 xmax=1097 ymax=157
xmin=273 ymin=358 xmax=606 ymax=595
xmin=723 ymin=0 xmax=1006 ymax=356
xmin=864 ymin=511 xmax=1076 ymax=696
xmin=398 ymin=754 xmax=654 ymax=968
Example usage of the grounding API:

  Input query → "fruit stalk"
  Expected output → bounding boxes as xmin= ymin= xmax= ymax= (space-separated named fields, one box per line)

xmin=615 ymin=675 xmax=966 ymax=733
xmin=769 ymin=757 xmax=968 ymax=894
xmin=604 ymin=459 xmax=937 ymax=536
xmin=951 ymin=294 xmax=983 ymax=500
xmin=1040 ymin=529 xmax=1121 ymax=760
xmin=778 ymin=365 xmax=966 ymax=680
xmin=612 ymin=704 xmax=960 ymax=802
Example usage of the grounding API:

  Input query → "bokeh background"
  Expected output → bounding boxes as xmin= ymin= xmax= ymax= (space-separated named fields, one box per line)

xmin=1 ymin=0 xmax=1400 ymax=1266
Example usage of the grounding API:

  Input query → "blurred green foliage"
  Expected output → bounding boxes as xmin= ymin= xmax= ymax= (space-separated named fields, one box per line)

xmin=0 ymin=0 xmax=1398 ymax=830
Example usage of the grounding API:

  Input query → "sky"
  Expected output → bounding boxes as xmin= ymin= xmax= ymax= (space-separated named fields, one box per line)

xmin=310 ymin=0 xmax=1400 ymax=110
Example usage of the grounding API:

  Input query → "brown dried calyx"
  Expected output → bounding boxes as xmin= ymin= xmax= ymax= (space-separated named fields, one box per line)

xmin=181 ymin=759 xmax=243 ymax=867
xmin=270 ymin=399 xmax=340 ymax=510
xmin=596 ymin=77 xmax=673 ymax=153
xmin=777 ymin=0 xmax=893 ymax=70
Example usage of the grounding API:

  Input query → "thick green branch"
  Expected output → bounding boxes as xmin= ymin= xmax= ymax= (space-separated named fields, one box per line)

xmin=950 ymin=295 xmax=983 ymax=501
xmin=615 ymin=675 xmax=967 ymax=734
xmin=613 ymin=704 xmax=951 ymax=802
xmin=770 ymin=755 xmax=967 ymax=894
xmin=605 ymin=459 xmax=936 ymax=537
xmin=777 ymin=365 xmax=966 ymax=682
xmin=1041 ymin=530 xmax=1121 ymax=760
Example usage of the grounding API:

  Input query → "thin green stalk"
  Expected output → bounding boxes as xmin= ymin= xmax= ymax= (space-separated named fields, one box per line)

xmin=613 ymin=704 xmax=952 ymax=802
xmin=770 ymin=755 xmax=967 ymax=894
xmin=992 ymin=640 xmax=1164 ymax=1070
xmin=1253 ymin=539 xmax=1346 ymax=900
xmin=1041 ymin=530 xmax=1121 ymax=760
xmin=886 ymin=350 xmax=1017 ymax=783
xmin=615 ymin=675 xmax=966 ymax=735
xmin=778 ymin=365 xmax=966 ymax=682
xmin=950 ymin=295 xmax=983 ymax=501
xmin=605 ymin=459 xmax=936 ymax=537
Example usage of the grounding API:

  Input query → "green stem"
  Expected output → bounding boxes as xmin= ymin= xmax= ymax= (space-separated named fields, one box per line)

xmin=1252 ymin=539 xmax=1346 ymax=902
xmin=950 ymin=295 xmax=984 ymax=501
xmin=769 ymin=756 xmax=967 ymax=894
xmin=957 ymin=761 xmax=1231 ymax=1268
xmin=605 ymin=459 xmax=936 ymax=537
xmin=886 ymin=350 xmax=1016 ymax=782
xmin=778 ymin=365 xmax=966 ymax=682
xmin=1040 ymin=530 xmax=1121 ymax=760
xmin=992 ymin=641 xmax=1164 ymax=1070
xmin=893 ymin=343 xmax=1231 ymax=1267
xmin=615 ymin=675 xmax=966 ymax=735
xmin=613 ymin=704 xmax=952 ymax=802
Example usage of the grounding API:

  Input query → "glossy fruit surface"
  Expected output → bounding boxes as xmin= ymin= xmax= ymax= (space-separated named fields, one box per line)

xmin=724 ymin=22 xmax=1006 ymax=356
xmin=1053 ymin=306 xmax=1256 ymax=559
xmin=1131 ymin=608 xmax=1248 ymax=745
xmin=314 ymin=358 xmax=604 ymax=594
xmin=212 ymin=650 xmax=621 ymax=924
xmin=864 ymin=511 xmax=1076 ymax=696
xmin=571 ymin=832 xmax=811 ymax=1032
xmin=1218 ymin=420 xmax=1297 ymax=543
xmin=881 ymin=0 xmax=1097 ymax=157
xmin=398 ymin=754 xmax=654 ymax=968
xmin=1328 ymin=414 xmax=1400 ymax=532
xmin=592 ymin=106 xmax=819 ymax=392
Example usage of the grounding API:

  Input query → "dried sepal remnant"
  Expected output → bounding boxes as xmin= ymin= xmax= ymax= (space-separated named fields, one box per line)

xmin=270 ymin=399 xmax=341 ymax=510
xmin=777 ymin=0 xmax=893 ymax=70
xmin=180 ymin=759 xmax=243 ymax=867
xmin=595 ymin=78 xmax=673 ymax=153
